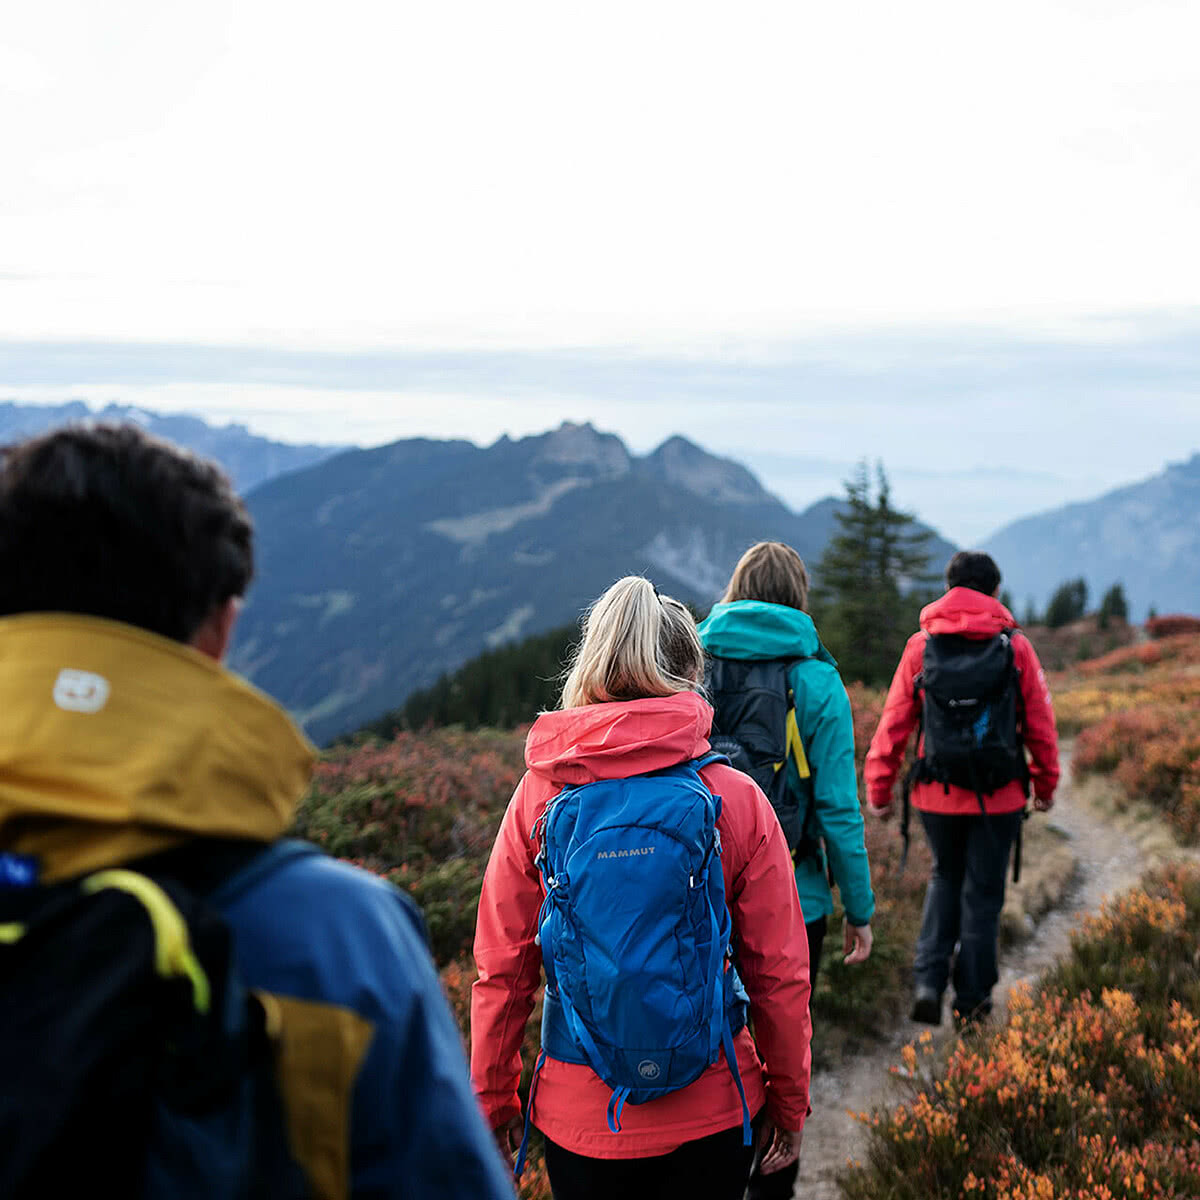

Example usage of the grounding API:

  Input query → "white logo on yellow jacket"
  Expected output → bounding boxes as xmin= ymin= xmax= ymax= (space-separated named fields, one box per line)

xmin=53 ymin=668 xmax=111 ymax=713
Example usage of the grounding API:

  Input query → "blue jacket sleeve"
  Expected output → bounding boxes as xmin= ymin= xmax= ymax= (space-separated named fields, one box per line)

xmin=792 ymin=663 xmax=876 ymax=928
xmin=222 ymin=853 xmax=514 ymax=1200
xmin=349 ymin=888 xmax=516 ymax=1199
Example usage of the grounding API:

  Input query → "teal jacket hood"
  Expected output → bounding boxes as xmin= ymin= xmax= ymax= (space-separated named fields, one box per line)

xmin=698 ymin=601 xmax=837 ymax=667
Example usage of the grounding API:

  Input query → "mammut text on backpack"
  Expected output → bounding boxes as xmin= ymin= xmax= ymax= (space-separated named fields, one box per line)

xmin=915 ymin=633 xmax=1026 ymax=796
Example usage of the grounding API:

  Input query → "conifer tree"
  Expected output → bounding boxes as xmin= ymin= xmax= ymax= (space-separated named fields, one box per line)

xmin=1097 ymin=582 xmax=1129 ymax=629
xmin=1044 ymin=577 xmax=1089 ymax=629
xmin=812 ymin=461 xmax=937 ymax=685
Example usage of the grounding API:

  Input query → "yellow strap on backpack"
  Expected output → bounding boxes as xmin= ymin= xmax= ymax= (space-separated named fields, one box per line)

xmin=784 ymin=707 xmax=811 ymax=779
xmin=82 ymin=870 xmax=211 ymax=1014
xmin=773 ymin=705 xmax=811 ymax=780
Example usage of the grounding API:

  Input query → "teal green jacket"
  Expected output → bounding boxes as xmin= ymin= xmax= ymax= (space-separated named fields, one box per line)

xmin=697 ymin=600 xmax=876 ymax=928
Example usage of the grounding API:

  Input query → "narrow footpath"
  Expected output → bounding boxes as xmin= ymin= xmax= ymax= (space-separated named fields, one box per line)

xmin=791 ymin=754 xmax=1199 ymax=1200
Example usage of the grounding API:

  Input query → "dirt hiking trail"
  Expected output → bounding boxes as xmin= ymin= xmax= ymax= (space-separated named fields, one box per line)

xmin=791 ymin=754 xmax=1200 ymax=1200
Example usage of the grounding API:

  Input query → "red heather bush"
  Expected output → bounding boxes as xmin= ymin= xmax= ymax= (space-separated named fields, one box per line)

xmin=1077 ymin=632 xmax=1200 ymax=675
xmin=299 ymin=727 xmax=525 ymax=872
xmin=1074 ymin=706 xmax=1200 ymax=841
xmin=295 ymin=727 xmax=526 ymax=963
xmin=1146 ymin=615 xmax=1200 ymax=639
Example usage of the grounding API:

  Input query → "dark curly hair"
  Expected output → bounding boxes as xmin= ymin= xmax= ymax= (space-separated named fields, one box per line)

xmin=0 ymin=423 xmax=253 ymax=642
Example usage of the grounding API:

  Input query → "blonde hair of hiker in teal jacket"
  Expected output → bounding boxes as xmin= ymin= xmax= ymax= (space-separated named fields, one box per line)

xmin=698 ymin=544 xmax=876 ymax=964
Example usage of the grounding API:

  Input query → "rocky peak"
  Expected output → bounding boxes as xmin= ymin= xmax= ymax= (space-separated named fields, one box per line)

xmin=644 ymin=436 xmax=776 ymax=506
xmin=528 ymin=421 xmax=631 ymax=478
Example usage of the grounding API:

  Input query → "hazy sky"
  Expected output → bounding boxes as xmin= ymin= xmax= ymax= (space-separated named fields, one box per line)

xmin=2 ymin=1 xmax=1198 ymax=542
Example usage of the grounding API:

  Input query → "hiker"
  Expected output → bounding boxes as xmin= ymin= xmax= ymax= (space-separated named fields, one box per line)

xmin=698 ymin=541 xmax=875 ymax=1198
xmin=865 ymin=551 xmax=1059 ymax=1027
xmin=471 ymin=576 xmax=812 ymax=1200
xmin=0 ymin=424 xmax=513 ymax=1199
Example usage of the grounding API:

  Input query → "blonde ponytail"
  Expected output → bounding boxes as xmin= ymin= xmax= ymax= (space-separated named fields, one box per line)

xmin=559 ymin=576 xmax=704 ymax=709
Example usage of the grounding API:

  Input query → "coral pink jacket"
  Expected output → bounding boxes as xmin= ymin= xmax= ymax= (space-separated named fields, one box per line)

xmin=865 ymin=588 xmax=1060 ymax=815
xmin=470 ymin=692 xmax=812 ymax=1158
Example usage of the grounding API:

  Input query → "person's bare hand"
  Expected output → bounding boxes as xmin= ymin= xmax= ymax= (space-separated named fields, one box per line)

xmin=493 ymin=1115 xmax=522 ymax=1162
xmin=1033 ymin=794 xmax=1054 ymax=813
xmin=843 ymin=920 xmax=873 ymax=965
xmin=871 ymin=800 xmax=894 ymax=822
xmin=758 ymin=1123 xmax=803 ymax=1174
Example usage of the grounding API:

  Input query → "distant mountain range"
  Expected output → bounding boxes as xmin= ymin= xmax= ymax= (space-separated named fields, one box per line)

xmin=9 ymin=398 xmax=1194 ymax=733
xmin=0 ymin=401 xmax=340 ymax=493
xmin=982 ymin=452 xmax=1200 ymax=622
xmin=232 ymin=423 xmax=955 ymax=742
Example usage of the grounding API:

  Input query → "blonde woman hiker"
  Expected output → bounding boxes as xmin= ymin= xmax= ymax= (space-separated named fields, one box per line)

xmin=698 ymin=541 xmax=876 ymax=1200
xmin=471 ymin=576 xmax=813 ymax=1200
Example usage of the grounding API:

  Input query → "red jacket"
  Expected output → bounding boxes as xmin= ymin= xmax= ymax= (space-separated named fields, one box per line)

xmin=470 ymin=691 xmax=812 ymax=1158
xmin=865 ymin=589 xmax=1060 ymax=815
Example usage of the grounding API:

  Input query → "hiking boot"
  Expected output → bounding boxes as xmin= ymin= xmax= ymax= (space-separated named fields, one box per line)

xmin=952 ymin=999 xmax=993 ymax=1031
xmin=910 ymin=986 xmax=942 ymax=1025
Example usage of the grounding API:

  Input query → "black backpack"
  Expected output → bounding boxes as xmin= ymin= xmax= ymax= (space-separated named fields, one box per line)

xmin=0 ymin=839 xmax=312 ymax=1199
xmin=902 ymin=633 xmax=1031 ymax=881
xmin=704 ymin=656 xmax=820 ymax=862
xmin=914 ymin=632 xmax=1026 ymax=796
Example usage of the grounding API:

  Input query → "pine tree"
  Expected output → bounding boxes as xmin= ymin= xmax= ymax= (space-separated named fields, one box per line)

xmin=1044 ymin=578 xmax=1089 ymax=629
xmin=1097 ymin=582 xmax=1129 ymax=629
xmin=813 ymin=461 xmax=937 ymax=685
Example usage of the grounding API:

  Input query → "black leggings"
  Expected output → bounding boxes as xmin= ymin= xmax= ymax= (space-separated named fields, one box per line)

xmin=543 ymin=1117 xmax=763 ymax=1200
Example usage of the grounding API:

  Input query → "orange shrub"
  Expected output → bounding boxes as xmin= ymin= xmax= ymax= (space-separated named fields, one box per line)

xmin=841 ymin=866 xmax=1200 ymax=1200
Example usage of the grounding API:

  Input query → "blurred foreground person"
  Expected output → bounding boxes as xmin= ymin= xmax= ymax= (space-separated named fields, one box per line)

xmin=472 ymin=575 xmax=812 ymax=1200
xmin=0 ymin=424 xmax=513 ymax=1199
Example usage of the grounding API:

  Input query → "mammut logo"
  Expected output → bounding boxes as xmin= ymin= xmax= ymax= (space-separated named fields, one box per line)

xmin=637 ymin=1060 xmax=661 ymax=1080
xmin=595 ymin=847 xmax=656 ymax=861
xmin=53 ymin=669 xmax=111 ymax=714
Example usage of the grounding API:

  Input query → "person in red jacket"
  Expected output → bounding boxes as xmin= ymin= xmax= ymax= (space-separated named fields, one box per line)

xmin=865 ymin=552 xmax=1059 ymax=1027
xmin=471 ymin=576 xmax=812 ymax=1200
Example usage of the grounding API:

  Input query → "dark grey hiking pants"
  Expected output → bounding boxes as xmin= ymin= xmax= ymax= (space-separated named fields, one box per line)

xmin=914 ymin=809 xmax=1023 ymax=1017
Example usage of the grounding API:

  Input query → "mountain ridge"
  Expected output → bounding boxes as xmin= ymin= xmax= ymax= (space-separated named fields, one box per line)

xmin=0 ymin=400 xmax=343 ymax=492
xmin=233 ymin=421 xmax=956 ymax=742
xmin=981 ymin=452 xmax=1200 ymax=620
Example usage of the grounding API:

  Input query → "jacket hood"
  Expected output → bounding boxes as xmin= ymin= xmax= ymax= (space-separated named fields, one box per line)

xmin=697 ymin=600 xmax=836 ymax=666
xmin=0 ymin=614 xmax=316 ymax=882
xmin=525 ymin=692 xmax=713 ymax=787
xmin=919 ymin=588 xmax=1017 ymax=638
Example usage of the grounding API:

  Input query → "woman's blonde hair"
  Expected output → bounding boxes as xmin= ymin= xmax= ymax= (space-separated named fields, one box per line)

xmin=721 ymin=541 xmax=809 ymax=611
xmin=559 ymin=576 xmax=704 ymax=709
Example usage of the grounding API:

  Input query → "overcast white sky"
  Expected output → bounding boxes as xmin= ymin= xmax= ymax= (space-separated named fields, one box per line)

xmin=2 ymin=0 xmax=1198 ymax=541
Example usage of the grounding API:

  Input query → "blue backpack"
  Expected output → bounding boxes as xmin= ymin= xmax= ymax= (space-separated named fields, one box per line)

xmin=515 ymin=753 xmax=751 ymax=1176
